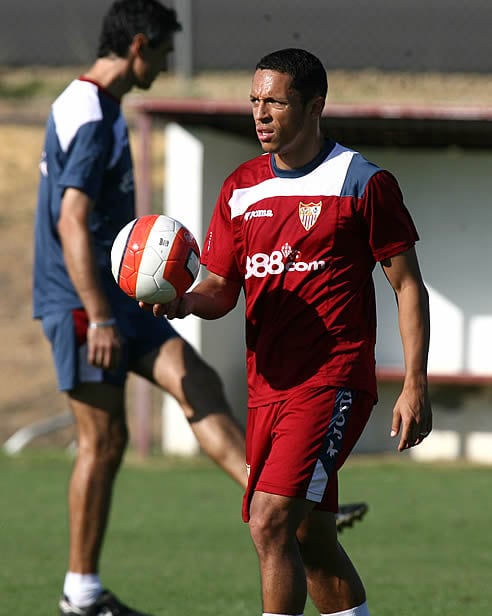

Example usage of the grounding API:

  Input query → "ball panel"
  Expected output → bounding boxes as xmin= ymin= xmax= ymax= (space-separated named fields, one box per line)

xmin=121 ymin=214 xmax=160 ymax=293
xmin=110 ymin=218 xmax=136 ymax=285
xmin=136 ymin=270 xmax=176 ymax=304
xmin=111 ymin=214 xmax=161 ymax=299
xmin=160 ymin=226 xmax=200 ymax=296
xmin=185 ymin=249 xmax=200 ymax=281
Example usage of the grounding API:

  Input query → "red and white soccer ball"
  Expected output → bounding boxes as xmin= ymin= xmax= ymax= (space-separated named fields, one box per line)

xmin=111 ymin=214 xmax=200 ymax=304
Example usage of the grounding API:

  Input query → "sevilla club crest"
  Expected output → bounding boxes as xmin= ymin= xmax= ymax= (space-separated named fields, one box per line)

xmin=298 ymin=201 xmax=322 ymax=231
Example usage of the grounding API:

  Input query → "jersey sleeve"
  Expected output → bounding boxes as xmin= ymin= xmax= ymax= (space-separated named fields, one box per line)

xmin=58 ymin=120 xmax=112 ymax=202
xmin=361 ymin=170 xmax=420 ymax=262
xmin=201 ymin=186 xmax=242 ymax=282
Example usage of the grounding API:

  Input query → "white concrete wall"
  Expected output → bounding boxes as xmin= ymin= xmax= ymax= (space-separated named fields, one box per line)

xmin=367 ymin=147 xmax=492 ymax=376
xmin=162 ymin=126 xmax=492 ymax=462
xmin=358 ymin=147 xmax=492 ymax=461
xmin=357 ymin=381 xmax=492 ymax=463
xmin=161 ymin=124 xmax=259 ymax=453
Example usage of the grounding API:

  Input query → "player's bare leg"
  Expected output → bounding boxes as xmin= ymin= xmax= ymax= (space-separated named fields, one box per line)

xmin=249 ymin=492 xmax=310 ymax=614
xmin=297 ymin=509 xmax=367 ymax=614
xmin=187 ymin=413 xmax=247 ymax=489
xmin=67 ymin=383 xmax=128 ymax=573
xmin=249 ymin=491 xmax=367 ymax=615
xmin=135 ymin=337 xmax=247 ymax=489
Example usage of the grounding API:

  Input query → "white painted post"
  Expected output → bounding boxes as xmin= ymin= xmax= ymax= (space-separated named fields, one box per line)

xmin=161 ymin=124 xmax=203 ymax=454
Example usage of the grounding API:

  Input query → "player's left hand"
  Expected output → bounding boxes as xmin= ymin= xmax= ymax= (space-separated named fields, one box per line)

xmin=390 ymin=383 xmax=432 ymax=451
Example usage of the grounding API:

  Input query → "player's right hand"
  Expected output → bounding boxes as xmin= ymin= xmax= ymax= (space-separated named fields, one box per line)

xmin=139 ymin=296 xmax=188 ymax=320
xmin=87 ymin=325 xmax=122 ymax=370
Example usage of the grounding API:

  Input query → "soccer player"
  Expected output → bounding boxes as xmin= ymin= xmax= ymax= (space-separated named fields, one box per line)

xmin=150 ymin=48 xmax=432 ymax=616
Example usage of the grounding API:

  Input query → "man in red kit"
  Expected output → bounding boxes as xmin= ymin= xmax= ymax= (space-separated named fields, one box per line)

xmin=149 ymin=48 xmax=432 ymax=616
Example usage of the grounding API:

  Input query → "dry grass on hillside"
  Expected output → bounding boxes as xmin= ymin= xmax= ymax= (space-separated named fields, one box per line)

xmin=1 ymin=67 xmax=492 ymax=123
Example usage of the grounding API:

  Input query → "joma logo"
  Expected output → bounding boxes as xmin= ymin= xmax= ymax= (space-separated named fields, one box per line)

xmin=244 ymin=209 xmax=273 ymax=221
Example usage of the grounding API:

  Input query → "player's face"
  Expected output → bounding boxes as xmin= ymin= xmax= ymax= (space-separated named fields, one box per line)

xmin=133 ymin=36 xmax=174 ymax=90
xmin=250 ymin=69 xmax=319 ymax=168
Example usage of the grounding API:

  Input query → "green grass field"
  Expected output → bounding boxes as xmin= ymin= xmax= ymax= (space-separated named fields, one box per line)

xmin=1 ymin=451 xmax=490 ymax=616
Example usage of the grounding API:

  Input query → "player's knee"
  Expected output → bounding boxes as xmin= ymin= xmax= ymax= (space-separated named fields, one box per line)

xmin=249 ymin=501 xmax=291 ymax=552
xmin=78 ymin=422 xmax=128 ymax=469
xmin=181 ymin=355 xmax=230 ymax=422
xmin=108 ymin=423 xmax=128 ymax=463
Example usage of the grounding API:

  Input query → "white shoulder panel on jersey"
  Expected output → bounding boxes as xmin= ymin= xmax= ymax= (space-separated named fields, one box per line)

xmin=52 ymin=80 xmax=103 ymax=152
xmin=228 ymin=143 xmax=355 ymax=219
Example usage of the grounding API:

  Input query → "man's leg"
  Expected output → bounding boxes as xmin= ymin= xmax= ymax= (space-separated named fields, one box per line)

xmin=249 ymin=491 xmax=312 ymax=615
xmin=248 ymin=492 xmax=367 ymax=616
xmin=61 ymin=383 xmax=153 ymax=615
xmin=134 ymin=336 xmax=247 ymax=489
xmin=43 ymin=311 xmax=153 ymax=614
xmin=297 ymin=509 xmax=367 ymax=614
xmin=66 ymin=383 xmax=127 ymax=576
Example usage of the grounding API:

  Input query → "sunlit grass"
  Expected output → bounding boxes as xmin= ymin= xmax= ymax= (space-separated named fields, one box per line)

xmin=1 ymin=451 xmax=491 ymax=615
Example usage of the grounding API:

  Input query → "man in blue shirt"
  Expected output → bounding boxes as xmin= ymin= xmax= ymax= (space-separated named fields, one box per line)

xmin=33 ymin=2 xmax=246 ymax=614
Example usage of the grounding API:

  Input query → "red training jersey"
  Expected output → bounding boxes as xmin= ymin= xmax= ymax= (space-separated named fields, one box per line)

xmin=202 ymin=140 xmax=419 ymax=405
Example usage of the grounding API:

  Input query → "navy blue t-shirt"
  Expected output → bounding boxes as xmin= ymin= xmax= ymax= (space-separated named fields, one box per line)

xmin=33 ymin=78 xmax=135 ymax=318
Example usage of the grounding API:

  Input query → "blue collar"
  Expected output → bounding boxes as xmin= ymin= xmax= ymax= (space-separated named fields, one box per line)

xmin=271 ymin=138 xmax=336 ymax=178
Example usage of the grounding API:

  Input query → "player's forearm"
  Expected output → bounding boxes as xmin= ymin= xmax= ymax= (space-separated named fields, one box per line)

xmin=58 ymin=217 xmax=112 ymax=321
xmin=187 ymin=276 xmax=241 ymax=320
xmin=397 ymin=282 xmax=430 ymax=387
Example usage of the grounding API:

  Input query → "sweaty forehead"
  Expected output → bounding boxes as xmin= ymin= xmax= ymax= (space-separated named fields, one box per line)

xmin=251 ymin=69 xmax=294 ymax=97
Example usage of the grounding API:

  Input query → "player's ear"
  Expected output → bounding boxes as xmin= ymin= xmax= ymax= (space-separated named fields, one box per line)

xmin=310 ymin=95 xmax=325 ymax=118
xmin=130 ymin=33 xmax=148 ymax=59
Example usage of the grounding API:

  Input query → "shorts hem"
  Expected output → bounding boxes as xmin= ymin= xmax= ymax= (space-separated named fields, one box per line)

xmin=255 ymin=482 xmax=308 ymax=500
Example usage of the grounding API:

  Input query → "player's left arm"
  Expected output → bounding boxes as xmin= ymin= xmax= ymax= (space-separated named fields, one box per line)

xmin=381 ymin=247 xmax=433 ymax=451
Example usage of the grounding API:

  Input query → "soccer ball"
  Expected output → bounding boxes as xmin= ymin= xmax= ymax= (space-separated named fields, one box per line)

xmin=111 ymin=214 xmax=201 ymax=304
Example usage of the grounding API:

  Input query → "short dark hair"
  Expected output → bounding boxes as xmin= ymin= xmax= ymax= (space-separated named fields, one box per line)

xmin=97 ymin=0 xmax=182 ymax=58
xmin=255 ymin=48 xmax=328 ymax=104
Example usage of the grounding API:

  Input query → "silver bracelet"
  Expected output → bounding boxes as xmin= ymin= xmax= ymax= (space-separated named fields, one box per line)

xmin=88 ymin=318 xmax=117 ymax=329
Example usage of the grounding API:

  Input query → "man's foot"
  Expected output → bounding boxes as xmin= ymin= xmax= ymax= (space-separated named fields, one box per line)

xmin=59 ymin=589 xmax=152 ymax=615
xmin=336 ymin=502 xmax=369 ymax=532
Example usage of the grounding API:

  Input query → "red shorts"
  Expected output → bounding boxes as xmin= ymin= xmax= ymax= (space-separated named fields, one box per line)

xmin=242 ymin=386 xmax=374 ymax=522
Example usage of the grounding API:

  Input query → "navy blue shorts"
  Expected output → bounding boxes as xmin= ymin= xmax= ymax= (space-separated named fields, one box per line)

xmin=41 ymin=303 xmax=179 ymax=392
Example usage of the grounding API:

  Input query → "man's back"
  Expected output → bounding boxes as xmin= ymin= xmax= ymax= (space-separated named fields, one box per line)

xmin=33 ymin=78 xmax=134 ymax=318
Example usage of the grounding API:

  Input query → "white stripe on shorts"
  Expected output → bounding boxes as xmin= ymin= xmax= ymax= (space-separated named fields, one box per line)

xmin=305 ymin=389 xmax=354 ymax=501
